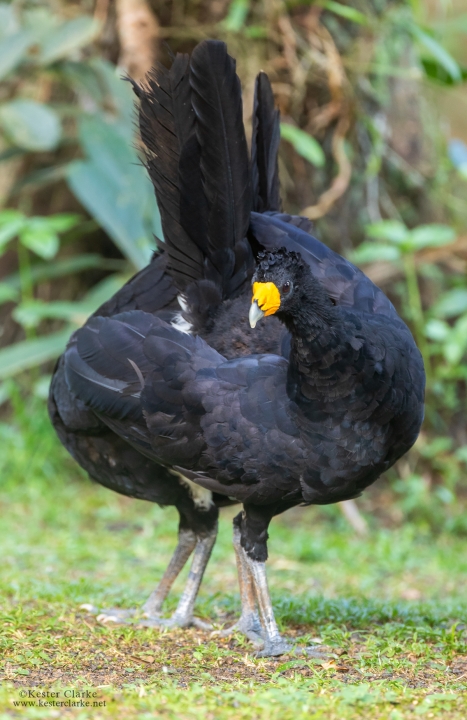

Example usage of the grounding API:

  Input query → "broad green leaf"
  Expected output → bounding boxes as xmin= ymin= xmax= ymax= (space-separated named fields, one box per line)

xmin=0 ymin=216 xmax=25 ymax=252
xmin=408 ymin=224 xmax=456 ymax=251
xmin=223 ymin=0 xmax=250 ymax=31
xmin=45 ymin=213 xmax=81 ymax=233
xmin=0 ymin=282 xmax=18 ymax=304
xmin=0 ymin=3 xmax=19 ymax=39
xmin=424 ymin=318 xmax=450 ymax=341
xmin=432 ymin=289 xmax=467 ymax=319
xmin=0 ymin=30 xmax=34 ymax=80
xmin=2 ymin=255 xmax=124 ymax=295
xmin=319 ymin=1 xmax=368 ymax=25
xmin=13 ymin=275 xmax=128 ymax=328
xmin=20 ymin=219 xmax=59 ymax=259
xmin=22 ymin=8 xmax=58 ymax=36
xmin=444 ymin=335 xmax=467 ymax=365
xmin=67 ymin=158 xmax=154 ymax=269
xmin=77 ymin=115 xmax=135 ymax=183
xmin=349 ymin=242 xmax=400 ymax=265
xmin=280 ymin=123 xmax=325 ymax=167
xmin=33 ymin=374 xmax=52 ymax=400
xmin=0 ymin=210 xmax=24 ymax=226
xmin=412 ymin=26 xmax=461 ymax=83
xmin=13 ymin=300 xmax=81 ymax=328
xmin=0 ymin=100 xmax=61 ymax=151
xmin=82 ymin=273 xmax=130 ymax=310
xmin=39 ymin=16 xmax=100 ymax=65
xmin=60 ymin=61 xmax=105 ymax=104
xmin=90 ymin=58 xmax=135 ymax=137
xmin=0 ymin=329 xmax=71 ymax=379
xmin=366 ymin=220 xmax=408 ymax=244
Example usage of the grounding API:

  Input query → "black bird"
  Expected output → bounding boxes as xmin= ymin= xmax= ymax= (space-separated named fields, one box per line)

xmin=49 ymin=41 xmax=291 ymax=632
xmin=49 ymin=40 xmax=425 ymax=655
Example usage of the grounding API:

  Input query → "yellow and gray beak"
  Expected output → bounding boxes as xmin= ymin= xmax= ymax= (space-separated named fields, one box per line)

xmin=249 ymin=282 xmax=281 ymax=328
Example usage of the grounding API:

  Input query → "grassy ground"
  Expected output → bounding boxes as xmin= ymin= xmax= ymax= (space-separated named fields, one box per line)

xmin=1 ymin=396 xmax=467 ymax=718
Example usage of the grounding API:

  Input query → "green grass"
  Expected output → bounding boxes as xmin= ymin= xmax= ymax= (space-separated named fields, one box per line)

xmin=1 ymin=395 xmax=467 ymax=718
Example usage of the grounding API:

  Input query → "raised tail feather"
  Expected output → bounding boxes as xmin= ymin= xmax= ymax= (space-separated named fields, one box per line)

xmin=251 ymin=71 xmax=281 ymax=213
xmin=132 ymin=40 xmax=254 ymax=301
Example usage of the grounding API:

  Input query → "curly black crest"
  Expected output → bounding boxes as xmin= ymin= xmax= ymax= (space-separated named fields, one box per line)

xmin=255 ymin=247 xmax=304 ymax=280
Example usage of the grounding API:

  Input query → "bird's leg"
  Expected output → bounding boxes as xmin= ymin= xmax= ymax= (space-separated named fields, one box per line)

xmin=141 ymin=528 xmax=197 ymax=616
xmin=242 ymin=552 xmax=291 ymax=657
xmin=95 ymin=526 xmax=197 ymax=624
xmin=96 ymin=494 xmax=219 ymax=627
xmin=232 ymin=503 xmax=294 ymax=657
xmin=139 ymin=523 xmax=217 ymax=630
xmin=218 ymin=515 xmax=263 ymax=646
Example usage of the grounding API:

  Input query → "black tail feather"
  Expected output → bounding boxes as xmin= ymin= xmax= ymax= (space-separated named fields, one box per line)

xmin=189 ymin=40 xmax=253 ymax=287
xmin=132 ymin=55 xmax=205 ymax=290
xmin=251 ymin=72 xmax=281 ymax=213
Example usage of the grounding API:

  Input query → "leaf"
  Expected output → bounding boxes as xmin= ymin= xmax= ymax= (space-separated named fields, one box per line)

xmin=319 ymin=1 xmax=368 ymax=25
xmin=349 ymin=242 xmax=401 ymax=264
xmin=409 ymin=224 xmax=456 ymax=251
xmin=366 ymin=220 xmax=408 ymax=244
xmin=280 ymin=123 xmax=325 ymax=167
xmin=222 ymin=0 xmax=250 ymax=31
xmin=0 ymin=329 xmax=71 ymax=379
xmin=90 ymin=58 xmax=135 ymax=138
xmin=0 ymin=282 xmax=18 ymax=304
xmin=45 ymin=213 xmax=81 ymax=233
xmin=0 ymin=100 xmax=61 ymax=151
xmin=13 ymin=300 xmax=84 ymax=328
xmin=412 ymin=26 xmax=461 ymax=83
xmin=67 ymin=153 xmax=154 ymax=270
xmin=14 ymin=274 xmax=129 ymax=328
xmin=0 ymin=213 xmax=25 ymax=253
xmin=0 ymin=3 xmax=19 ymax=39
xmin=82 ymin=273 xmax=130 ymax=310
xmin=39 ymin=16 xmax=100 ymax=65
xmin=421 ymin=58 xmax=467 ymax=86
xmin=20 ymin=219 xmax=59 ymax=259
xmin=449 ymin=139 xmax=467 ymax=170
xmin=0 ymin=30 xmax=34 ymax=80
xmin=432 ymin=289 xmax=467 ymax=319
xmin=1 ymin=255 xmax=123 ymax=296
xmin=0 ymin=209 xmax=24 ymax=226
xmin=424 ymin=319 xmax=450 ymax=342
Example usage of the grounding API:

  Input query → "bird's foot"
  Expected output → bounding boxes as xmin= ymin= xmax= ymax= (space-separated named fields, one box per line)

xmin=257 ymin=638 xmax=332 ymax=659
xmin=80 ymin=604 xmax=143 ymax=625
xmin=137 ymin=612 xmax=212 ymax=631
xmin=256 ymin=636 xmax=292 ymax=658
xmin=217 ymin=612 xmax=264 ymax=648
xmin=96 ymin=608 xmax=139 ymax=625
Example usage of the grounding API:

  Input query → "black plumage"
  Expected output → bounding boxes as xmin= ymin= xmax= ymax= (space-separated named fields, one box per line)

xmin=49 ymin=40 xmax=425 ymax=654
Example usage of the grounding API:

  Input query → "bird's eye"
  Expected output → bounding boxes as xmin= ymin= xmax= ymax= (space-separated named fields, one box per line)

xmin=282 ymin=281 xmax=291 ymax=295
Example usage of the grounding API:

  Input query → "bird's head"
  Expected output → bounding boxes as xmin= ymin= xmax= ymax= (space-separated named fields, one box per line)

xmin=249 ymin=247 xmax=334 ymax=330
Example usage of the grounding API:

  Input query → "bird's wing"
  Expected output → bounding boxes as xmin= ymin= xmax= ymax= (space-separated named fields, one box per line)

xmin=63 ymin=311 xmax=302 ymax=501
xmin=250 ymin=212 xmax=396 ymax=317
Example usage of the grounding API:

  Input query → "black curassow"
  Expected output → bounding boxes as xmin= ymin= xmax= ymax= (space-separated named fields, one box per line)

xmin=49 ymin=40 xmax=425 ymax=657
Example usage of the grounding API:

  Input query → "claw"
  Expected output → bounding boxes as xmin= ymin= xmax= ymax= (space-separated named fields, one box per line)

xmin=137 ymin=614 xmax=212 ymax=630
xmin=217 ymin=612 xmax=264 ymax=648
xmin=96 ymin=608 xmax=137 ymax=624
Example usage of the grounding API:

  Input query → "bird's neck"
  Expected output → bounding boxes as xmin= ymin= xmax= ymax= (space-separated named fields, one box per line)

xmin=282 ymin=306 xmax=363 ymax=407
